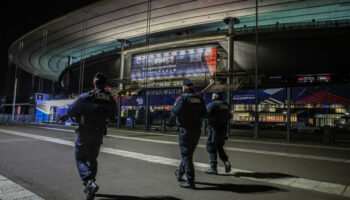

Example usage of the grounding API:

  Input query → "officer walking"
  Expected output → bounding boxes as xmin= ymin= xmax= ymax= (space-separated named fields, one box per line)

xmin=205 ymin=91 xmax=232 ymax=175
xmin=173 ymin=79 xmax=207 ymax=189
xmin=59 ymin=72 xmax=116 ymax=199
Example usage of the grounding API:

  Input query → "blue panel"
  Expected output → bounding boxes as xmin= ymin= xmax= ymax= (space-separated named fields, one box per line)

xmin=35 ymin=108 xmax=50 ymax=122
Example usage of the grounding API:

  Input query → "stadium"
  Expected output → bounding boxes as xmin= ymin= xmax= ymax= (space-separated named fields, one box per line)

xmin=3 ymin=0 xmax=350 ymax=140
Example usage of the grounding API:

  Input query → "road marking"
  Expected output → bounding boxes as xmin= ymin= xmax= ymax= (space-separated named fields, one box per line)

xmin=0 ymin=128 xmax=349 ymax=198
xmin=110 ymin=135 xmax=350 ymax=164
xmin=37 ymin=127 xmax=350 ymax=164
xmin=36 ymin=125 xmax=350 ymax=151
xmin=0 ymin=138 xmax=35 ymax=143
xmin=37 ymin=127 xmax=76 ymax=132
xmin=343 ymin=186 xmax=350 ymax=198
xmin=0 ymin=174 xmax=44 ymax=200
xmin=111 ymin=129 xmax=350 ymax=151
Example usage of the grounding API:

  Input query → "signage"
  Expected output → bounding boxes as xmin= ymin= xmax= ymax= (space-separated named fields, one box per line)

xmin=232 ymin=88 xmax=285 ymax=104
xmin=297 ymin=75 xmax=331 ymax=83
xmin=131 ymin=46 xmax=217 ymax=80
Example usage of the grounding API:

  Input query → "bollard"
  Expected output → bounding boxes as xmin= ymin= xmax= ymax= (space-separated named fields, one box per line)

xmin=202 ymin=120 xmax=207 ymax=136
xmin=131 ymin=117 xmax=135 ymax=130
xmin=324 ymin=125 xmax=331 ymax=145
xmin=161 ymin=119 xmax=166 ymax=133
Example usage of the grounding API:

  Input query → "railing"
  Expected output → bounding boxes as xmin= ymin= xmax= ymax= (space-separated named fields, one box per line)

xmin=0 ymin=114 xmax=51 ymax=125
xmin=234 ymin=19 xmax=350 ymax=34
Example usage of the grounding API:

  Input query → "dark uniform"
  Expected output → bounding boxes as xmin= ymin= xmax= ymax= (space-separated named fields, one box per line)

xmin=60 ymin=72 xmax=116 ymax=199
xmin=206 ymin=91 xmax=232 ymax=174
xmin=172 ymin=79 xmax=206 ymax=188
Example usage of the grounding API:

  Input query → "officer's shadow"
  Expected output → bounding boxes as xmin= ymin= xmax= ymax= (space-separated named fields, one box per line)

xmin=95 ymin=194 xmax=182 ymax=200
xmin=219 ymin=172 xmax=298 ymax=179
xmin=193 ymin=171 xmax=296 ymax=193
xmin=194 ymin=181 xmax=285 ymax=193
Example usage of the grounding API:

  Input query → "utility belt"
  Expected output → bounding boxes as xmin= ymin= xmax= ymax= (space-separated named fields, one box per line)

xmin=76 ymin=123 xmax=106 ymax=135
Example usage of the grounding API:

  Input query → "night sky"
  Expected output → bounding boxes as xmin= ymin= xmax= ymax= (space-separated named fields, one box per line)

xmin=0 ymin=0 xmax=99 ymax=98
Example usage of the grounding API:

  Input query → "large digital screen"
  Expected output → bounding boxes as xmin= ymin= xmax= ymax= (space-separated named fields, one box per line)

xmin=131 ymin=46 xmax=217 ymax=80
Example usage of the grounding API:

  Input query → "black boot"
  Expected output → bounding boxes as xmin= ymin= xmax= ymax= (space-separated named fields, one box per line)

xmin=224 ymin=160 xmax=231 ymax=173
xmin=84 ymin=179 xmax=99 ymax=200
xmin=180 ymin=181 xmax=195 ymax=189
xmin=174 ymin=170 xmax=184 ymax=182
xmin=205 ymin=163 xmax=218 ymax=175
xmin=205 ymin=167 xmax=218 ymax=175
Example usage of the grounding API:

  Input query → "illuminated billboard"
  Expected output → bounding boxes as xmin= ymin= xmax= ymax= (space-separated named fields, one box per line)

xmin=131 ymin=46 xmax=217 ymax=80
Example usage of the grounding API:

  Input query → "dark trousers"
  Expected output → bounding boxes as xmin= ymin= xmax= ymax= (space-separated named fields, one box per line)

xmin=178 ymin=127 xmax=201 ymax=183
xmin=75 ymin=133 xmax=103 ymax=181
xmin=206 ymin=127 xmax=228 ymax=166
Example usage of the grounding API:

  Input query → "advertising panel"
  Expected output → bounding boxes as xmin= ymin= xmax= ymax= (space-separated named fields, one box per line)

xmin=293 ymin=85 xmax=350 ymax=104
xmin=116 ymin=87 xmax=208 ymax=107
xmin=232 ymin=88 xmax=285 ymax=104
xmin=131 ymin=46 xmax=217 ymax=80
xmin=35 ymin=99 xmax=75 ymax=122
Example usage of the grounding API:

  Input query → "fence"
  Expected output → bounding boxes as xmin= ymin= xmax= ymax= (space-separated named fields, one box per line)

xmin=0 ymin=114 xmax=49 ymax=125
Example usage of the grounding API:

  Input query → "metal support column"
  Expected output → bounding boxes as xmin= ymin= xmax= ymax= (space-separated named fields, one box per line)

xmin=117 ymin=95 xmax=122 ymax=128
xmin=11 ymin=78 xmax=18 ymax=122
xmin=118 ymin=39 xmax=125 ymax=90
xmin=223 ymin=17 xmax=239 ymax=138
xmin=161 ymin=119 xmax=166 ymax=133
xmin=12 ymin=41 xmax=23 ymax=122
xmin=202 ymin=120 xmax=207 ymax=136
xmin=253 ymin=0 xmax=259 ymax=139
xmin=227 ymin=18 xmax=233 ymax=139
xmin=286 ymin=87 xmax=291 ymax=142
xmin=131 ymin=117 xmax=135 ymax=130
xmin=145 ymin=93 xmax=150 ymax=131
xmin=324 ymin=86 xmax=330 ymax=144
xmin=51 ymin=80 xmax=55 ymax=98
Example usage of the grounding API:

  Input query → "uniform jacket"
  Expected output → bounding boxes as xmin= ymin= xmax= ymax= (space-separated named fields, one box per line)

xmin=172 ymin=88 xmax=207 ymax=129
xmin=67 ymin=88 xmax=117 ymax=135
xmin=207 ymin=99 xmax=232 ymax=128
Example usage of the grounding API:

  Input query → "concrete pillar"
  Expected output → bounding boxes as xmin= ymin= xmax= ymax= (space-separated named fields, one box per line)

xmin=161 ymin=119 xmax=166 ymax=133
xmin=118 ymin=39 xmax=125 ymax=90
xmin=11 ymin=78 xmax=17 ymax=122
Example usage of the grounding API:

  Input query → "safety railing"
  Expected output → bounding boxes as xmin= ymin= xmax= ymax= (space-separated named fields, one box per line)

xmin=0 ymin=114 xmax=51 ymax=125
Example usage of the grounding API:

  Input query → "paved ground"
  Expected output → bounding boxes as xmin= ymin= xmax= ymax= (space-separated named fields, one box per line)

xmin=0 ymin=124 xmax=350 ymax=200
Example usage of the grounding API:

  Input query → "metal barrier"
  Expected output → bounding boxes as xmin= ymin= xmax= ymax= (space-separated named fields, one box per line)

xmin=0 ymin=114 xmax=45 ymax=125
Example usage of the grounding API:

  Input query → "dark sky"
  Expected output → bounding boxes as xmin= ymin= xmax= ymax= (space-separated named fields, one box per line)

xmin=0 ymin=0 xmax=99 ymax=98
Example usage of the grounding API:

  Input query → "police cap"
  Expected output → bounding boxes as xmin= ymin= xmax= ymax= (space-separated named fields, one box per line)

xmin=182 ymin=79 xmax=194 ymax=87
xmin=94 ymin=72 xmax=106 ymax=88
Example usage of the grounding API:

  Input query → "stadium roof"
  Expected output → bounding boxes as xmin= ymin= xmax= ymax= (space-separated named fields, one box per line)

xmin=9 ymin=0 xmax=350 ymax=81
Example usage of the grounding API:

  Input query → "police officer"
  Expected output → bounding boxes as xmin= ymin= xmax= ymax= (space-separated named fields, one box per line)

xmin=59 ymin=72 xmax=116 ymax=199
xmin=205 ymin=90 xmax=232 ymax=175
xmin=173 ymin=79 xmax=206 ymax=189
